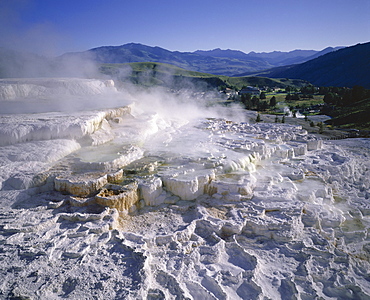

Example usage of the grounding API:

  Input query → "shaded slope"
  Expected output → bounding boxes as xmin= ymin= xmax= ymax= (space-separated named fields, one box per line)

xmin=264 ymin=42 xmax=370 ymax=88
xmin=325 ymin=98 xmax=370 ymax=130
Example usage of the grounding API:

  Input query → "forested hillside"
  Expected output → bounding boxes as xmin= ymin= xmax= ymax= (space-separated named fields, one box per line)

xmin=256 ymin=42 xmax=370 ymax=88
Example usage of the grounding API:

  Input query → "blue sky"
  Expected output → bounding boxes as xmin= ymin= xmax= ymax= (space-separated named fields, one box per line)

xmin=1 ymin=0 xmax=369 ymax=56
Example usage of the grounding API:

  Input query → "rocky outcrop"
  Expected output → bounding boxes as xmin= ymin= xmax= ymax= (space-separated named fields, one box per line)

xmin=55 ymin=174 xmax=108 ymax=197
xmin=95 ymin=182 xmax=139 ymax=212
xmin=162 ymin=170 xmax=215 ymax=201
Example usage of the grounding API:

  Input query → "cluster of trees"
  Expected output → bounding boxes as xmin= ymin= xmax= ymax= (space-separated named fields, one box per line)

xmin=284 ymin=85 xmax=316 ymax=101
xmin=285 ymin=93 xmax=301 ymax=101
xmin=240 ymin=93 xmax=277 ymax=111
xmin=321 ymin=85 xmax=370 ymax=106
xmin=237 ymin=83 xmax=369 ymax=116
xmin=284 ymin=85 xmax=369 ymax=108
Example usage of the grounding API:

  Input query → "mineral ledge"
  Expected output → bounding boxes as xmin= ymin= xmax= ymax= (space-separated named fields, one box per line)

xmin=0 ymin=78 xmax=369 ymax=299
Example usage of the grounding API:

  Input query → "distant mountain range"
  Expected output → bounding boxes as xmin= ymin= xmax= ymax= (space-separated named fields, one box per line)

xmin=194 ymin=47 xmax=341 ymax=67
xmin=1 ymin=42 xmax=369 ymax=88
xmin=61 ymin=43 xmax=343 ymax=77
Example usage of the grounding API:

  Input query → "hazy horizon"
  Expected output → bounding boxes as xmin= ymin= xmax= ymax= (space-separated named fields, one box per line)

xmin=1 ymin=41 xmax=349 ymax=58
xmin=1 ymin=0 xmax=369 ymax=56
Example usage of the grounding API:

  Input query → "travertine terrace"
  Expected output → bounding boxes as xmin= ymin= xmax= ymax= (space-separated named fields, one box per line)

xmin=0 ymin=79 xmax=369 ymax=299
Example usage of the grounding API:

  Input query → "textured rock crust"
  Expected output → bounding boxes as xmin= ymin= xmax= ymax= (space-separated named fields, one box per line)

xmin=1 ymin=79 xmax=369 ymax=299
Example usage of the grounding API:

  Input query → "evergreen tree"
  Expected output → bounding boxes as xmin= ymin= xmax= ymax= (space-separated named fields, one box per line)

xmin=251 ymin=96 xmax=259 ymax=108
xmin=323 ymin=92 xmax=335 ymax=105
xmin=300 ymin=84 xmax=316 ymax=95
xmin=269 ymin=96 xmax=277 ymax=107
xmin=241 ymin=93 xmax=252 ymax=109
xmin=291 ymin=93 xmax=300 ymax=100
xmin=318 ymin=122 xmax=324 ymax=134
xmin=258 ymin=101 xmax=269 ymax=111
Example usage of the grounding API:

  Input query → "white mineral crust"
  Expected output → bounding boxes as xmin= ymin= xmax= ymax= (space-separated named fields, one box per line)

xmin=0 ymin=78 xmax=369 ymax=299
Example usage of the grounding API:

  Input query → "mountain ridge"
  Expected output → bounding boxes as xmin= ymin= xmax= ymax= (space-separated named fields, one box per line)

xmin=248 ymin=42 xmax=370 ymax=88
xmin=1 ymin=42 xmax=367 ymax=89
xmin=60 ymin=43 xmax=341 ymax=76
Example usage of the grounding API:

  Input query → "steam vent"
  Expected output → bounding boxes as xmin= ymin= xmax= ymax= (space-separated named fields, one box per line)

xmin=1 ymin=78 xmax=370 ymax=299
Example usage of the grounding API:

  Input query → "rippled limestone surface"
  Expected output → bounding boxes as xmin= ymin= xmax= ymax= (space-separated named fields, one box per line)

xmin=1 ymin=79 xmax=370 ymax=299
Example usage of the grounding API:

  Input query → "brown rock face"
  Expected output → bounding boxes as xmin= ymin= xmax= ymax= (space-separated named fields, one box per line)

xmin=95 ymin=182 xmax=139 ymax=211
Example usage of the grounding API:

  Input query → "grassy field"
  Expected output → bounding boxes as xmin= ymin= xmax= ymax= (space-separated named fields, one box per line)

xmin=264 ymin=93 xmax=324 ymax=105
xmin=225 ymin=77 xmax=309 ymax=90
xmin=99 ymin=62 xmax=309 ymax=90
xmin=288 ymin=95 xmax=325 ymax=107
xmin=261 ymin=93 xmax=324 ymax=115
